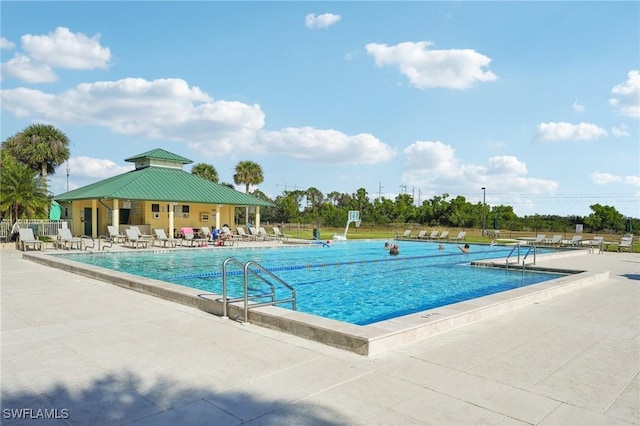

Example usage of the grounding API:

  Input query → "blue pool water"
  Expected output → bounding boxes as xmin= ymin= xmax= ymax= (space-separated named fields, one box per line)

xmin=54 ymin=240 xmax=564 ymax=325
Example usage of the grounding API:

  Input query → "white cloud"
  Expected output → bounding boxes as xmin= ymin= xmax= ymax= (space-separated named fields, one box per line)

xmin=572 ymin=100 xmax=584 ymax=112
xmin=609 ymin=70 xmax=640 ymax=118
xmin=21 ymin=27 xmax=111 ymax=70
xmin=486 ymin=156 xmax=527 ymax=175
xmin=1 ymin=27 xmax=111 ymax=83
xmin=1 ymin=37 xmax=16 ymax=50
xmin=67 ymin=156 xmax=132 ymax=179
xmin=590 ymin=172 xmax=640 ymax=187
xmin=1 ymin=78 xmax=266 ymax=155
xmin=1 ymin=53 xmax=58 ymax=83
xmin=611 ymin=123 xmax=629 ymax=137
xmin=402 ymin=140 xmax=558 ymax=195
xmin=305 ymin=13 xmax=341 ymax=29
xmin=534 ymin=122 xmax=608 ymax=141
xmin=257 ymin=127 xmax=396 ymax=165
xmin=365 ymin=41 xmax=497 ymax=89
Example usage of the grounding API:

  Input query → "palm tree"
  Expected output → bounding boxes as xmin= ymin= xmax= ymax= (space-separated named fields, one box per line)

xmin=2 ymin=123 xmax=70 ymax=196
xmin=233 ymin=160 xmax=264 ymax=224
xmin=191 ymin=163 xmax=219 ymax=183
xmin=0 ymin=150 xmax=49 ymax=223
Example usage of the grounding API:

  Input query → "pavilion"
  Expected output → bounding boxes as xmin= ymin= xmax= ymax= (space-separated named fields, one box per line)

xmin=54 ymin=148 xmax=273 ymax=238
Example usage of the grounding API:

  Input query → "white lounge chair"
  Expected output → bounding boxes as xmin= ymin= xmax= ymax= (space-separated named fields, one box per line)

xmin=248 ymin=226 xmax=265 ymax=241
xmin=107 ymin=225 xmax=126 ymax=243
xmin=543 ymin=235 xmax=562 ymax=246
xmin=236 ymin=226 xmax=256 ymax=241
xmin=562 ymin=235 xmax=582 ymax=246
xmin=58 ymin=228 xmax=82 ymax=250
xmin=125 ymin=228 xmax=148 ymax=249
xmin=258 ymin=226 xmax=274 ymax=240
xmin=18 ymin=228 xmax=43 ymax=251
xmin=272 ymin=226 xmax=291 ymax=241
xmin=413 ymin=230 xmax=427 ymax=239
xmin=129 ymin=226 xmax=153 ymax=242
xmin=154 ymin=229 xmax=177 ymax=247
xmin=436 ymin=231 xmax=449 ymax=240
xmin=425 ymin=231 xmax=439 ymax=240
xmin=449 ymin=231 xmax=466 ymax=241
xmin=617 ymin=236 xmax=633 ymax=252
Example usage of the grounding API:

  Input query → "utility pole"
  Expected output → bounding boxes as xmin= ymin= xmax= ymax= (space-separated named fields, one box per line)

xmin=378 ymin=182 xmax=383 ymax=201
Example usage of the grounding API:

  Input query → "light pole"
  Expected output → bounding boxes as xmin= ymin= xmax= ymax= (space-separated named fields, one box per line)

xmin=481 ymin=187 xmax=486 ymax=237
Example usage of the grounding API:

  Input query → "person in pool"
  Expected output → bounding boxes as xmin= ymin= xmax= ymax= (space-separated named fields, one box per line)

xmin=457 ymin=243 xmax=470 ymax=254
xmin=389 ymin=244 xmax=400 ymax=255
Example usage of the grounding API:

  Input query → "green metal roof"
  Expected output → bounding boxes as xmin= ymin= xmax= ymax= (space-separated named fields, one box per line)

xmin=124 ymin=148 xmax=192 ymax=164
xmin=54 ymin=167 xmax=273 ymax=207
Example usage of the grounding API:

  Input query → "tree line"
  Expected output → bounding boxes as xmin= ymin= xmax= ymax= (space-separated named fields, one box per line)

xmin=1 ymin=123 xmax=636 ymax=235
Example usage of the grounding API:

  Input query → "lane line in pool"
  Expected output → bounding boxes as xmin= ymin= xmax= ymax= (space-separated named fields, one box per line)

xmin=173 ymin=249 xmax=501 ymax=279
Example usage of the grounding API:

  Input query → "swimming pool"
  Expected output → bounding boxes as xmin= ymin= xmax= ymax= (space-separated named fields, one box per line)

xmin=53 ymin=240 xmax=564 ymax=325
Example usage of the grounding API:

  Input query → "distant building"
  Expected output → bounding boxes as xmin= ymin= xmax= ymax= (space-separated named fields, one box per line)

xmin=54 ymin=148 xmax=272 ymax=238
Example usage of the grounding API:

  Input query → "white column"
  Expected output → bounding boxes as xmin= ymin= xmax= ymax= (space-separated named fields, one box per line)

xmin=216 ymin=206 xmax=221 ymax=230
xmin=169 ymin=203 xmax=175 ymax=239
xmin=255 ymin=206 xmax=261 ymax=229
xmin=113 ymin=199 xmax=120 ymax=228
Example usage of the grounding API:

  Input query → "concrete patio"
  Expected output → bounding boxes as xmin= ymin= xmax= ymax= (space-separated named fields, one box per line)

xmin=1 ymin=246 xmax=638 ymax=425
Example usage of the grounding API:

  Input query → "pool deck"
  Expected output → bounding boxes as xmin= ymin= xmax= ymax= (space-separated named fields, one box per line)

xmin=1 ymin=243 xmax=639 ymax=425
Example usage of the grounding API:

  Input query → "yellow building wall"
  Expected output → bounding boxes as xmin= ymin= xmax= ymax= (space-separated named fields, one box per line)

xmin=62 ymin=200 xmax=237 ymax=238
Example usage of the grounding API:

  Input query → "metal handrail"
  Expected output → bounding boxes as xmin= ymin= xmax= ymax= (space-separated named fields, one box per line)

xmin=521 ymin=244 xmax=537 ymax=271
xmin=221 ymin=257 xmax=297 ymax=322
xmin=243 ymin=261 xmax=296 ymax=325
xmin=505 ymin=244 xmax=521 ymax=271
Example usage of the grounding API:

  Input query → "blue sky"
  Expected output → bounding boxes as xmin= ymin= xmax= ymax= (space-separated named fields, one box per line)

xmin=2 ymin=1 xmax=639 ymax=218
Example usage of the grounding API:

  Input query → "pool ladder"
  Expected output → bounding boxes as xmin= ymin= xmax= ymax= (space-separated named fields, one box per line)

xmin=221 ymin=257 xmax=297 ymax=324
xmin=505 ymin=243 xmax=537 ymax=273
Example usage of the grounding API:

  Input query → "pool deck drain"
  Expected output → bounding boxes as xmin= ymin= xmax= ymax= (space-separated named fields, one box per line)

xmin=23 ymin=248 xmax=607 ymax=356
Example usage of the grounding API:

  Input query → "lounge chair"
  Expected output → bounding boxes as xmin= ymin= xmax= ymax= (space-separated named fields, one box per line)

xmin=258 ymin=226 xmax=274 ymax=240
xmin=399 ymin=230 xmax=411 ymax=239
xmin=248 ymin=226 xmax=265 ymax=241
xmin=129 ymin=226 xmax=153 ymax=242
xmin=562 ymin=235 xmax=582 ymax=246
xmin=413 ymin=230 xmax=427 ymax=239
xmin=220 ymin=226 xmax=238 ymax=245
xmin=272 ymin=226 xmax=291 ymax=241
xmin=425 ymin=231 xmax=439 ymax=240
xmin=543 ymin=235 xmax=562 ymax=246
xmin=449 ymin=231 xmax=466 ymax=241
xmin=236 ymin=226 xmax=256 ymax=241
xmin=154 ymin=229 xmax=177 ymax=247
xmin=617 ymin=236 xmax=633 ymax=252
xmin=58 ymin=228 xmax=82 ymax=250
xmin=436 ymin=231 xmax=449 ymax=240
xmin=18 ymin=228 xmax=43 ymax=251
xmin=125 ymin=228 xmax=148 ymax=249
xmin=180 ymin=227 xmax=208 ymax=247
xmin=107 ymin=225 xmax=126 ymax=243
xmin=200 ymin=226 xmax=213 ymax=241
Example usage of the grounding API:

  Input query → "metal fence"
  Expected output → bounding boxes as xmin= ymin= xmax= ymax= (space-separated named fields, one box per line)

xmin=0 ymin=219 xmax=73 ymax=240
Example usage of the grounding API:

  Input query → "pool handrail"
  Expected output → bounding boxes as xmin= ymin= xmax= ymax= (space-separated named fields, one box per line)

xmin=221 ymin=257 xmax=297 ymax=322
xmin=243 ymin=261 xmax=297 ymax=325
xmin=505 ymin=243 xmax=537 ymax=273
